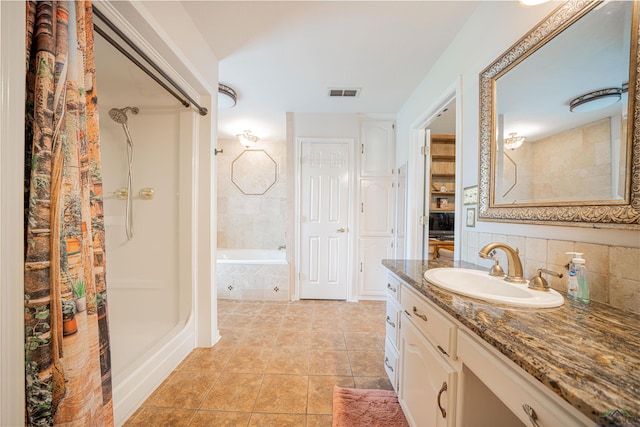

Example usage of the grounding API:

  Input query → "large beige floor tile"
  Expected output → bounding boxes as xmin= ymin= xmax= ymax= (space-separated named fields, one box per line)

xmin=307 ymin=375 xmax=354 ymax=415
xmin=266 ymin=347 xmax=310 ymax=375
xmin=306 ymin=414 xmax=333 ymax=427
xmin=200 ymin=372 xmax=263 ymax=412
xmin=224 ymin=346 xmax=273 ymax=373
xmin=189 ymin=410 xmax=251 ymax=427
xmin=309 ymin=350 xmax=351 ymax=375
xmin=259 ymin=303 xmax=289 ymax=316
xmin=344 ymin=331 xmax=384 ymax=350
xmin=311 ymin=330 xmax=346 ymax=350
xmin=275 ymin=328 xmax=312 ymax=348
xmin=349 ymin=350 xmax=386 ymax=377
xmin=354 ymin=375 xmax=394 ymax=390
xmin=248 ymin=413 xmax=307 ymax=427
xmin=221 ymin=313 xmax=257 ymax=329
xmin=124 ymin=408 xmax=195 ymax=427
xmin=253 ymin=374 xmax=309 ymax=413
xmin=125 ymin=300 xmax=392 ymax=425
xmin=178 ymin=346 xmax=233 ymax=372
xmin=143 ymin=371 xmax=218 ymax=409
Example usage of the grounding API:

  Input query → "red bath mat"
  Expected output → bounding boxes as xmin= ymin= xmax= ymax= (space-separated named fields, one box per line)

xmin=332 ymin=386 xmax=410 ymax=427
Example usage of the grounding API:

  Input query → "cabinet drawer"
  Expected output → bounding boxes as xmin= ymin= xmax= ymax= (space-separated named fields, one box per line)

xmin=384 ymin=337 xmax=399 ymax=392
xmin=458 ymin=331 xmax=591 ymax=427
xmin=401 ymin=286 xmax=457 ymax=359
xmin=385 ymin=296 xmax=402 ymax=348
xmin=386 ymin=273 xmax=402 ymax=301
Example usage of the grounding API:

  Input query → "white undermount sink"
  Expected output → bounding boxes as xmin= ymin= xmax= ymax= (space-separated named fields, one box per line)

xmin=423 ymin=268 xmax=564 ymax=308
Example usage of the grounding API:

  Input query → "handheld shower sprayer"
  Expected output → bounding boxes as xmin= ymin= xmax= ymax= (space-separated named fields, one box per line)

xmin=109 ymin=106 xmax=139 ymax=240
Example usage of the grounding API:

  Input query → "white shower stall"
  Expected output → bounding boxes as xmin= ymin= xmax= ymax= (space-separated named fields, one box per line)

xmin=92 ymin=6 xmax=218 ymax=423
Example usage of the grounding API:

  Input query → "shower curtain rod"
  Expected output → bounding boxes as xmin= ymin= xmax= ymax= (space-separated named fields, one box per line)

xmin=92 ymin=7 xmax=209 ymax=116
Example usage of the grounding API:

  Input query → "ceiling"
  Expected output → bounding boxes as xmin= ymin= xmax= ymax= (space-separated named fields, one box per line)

xmin=180 ymin=1 xmax=478 ymax=140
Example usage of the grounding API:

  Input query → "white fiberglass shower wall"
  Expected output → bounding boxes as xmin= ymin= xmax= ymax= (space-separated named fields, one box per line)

xmin=99 ymin=102 xmax=182 ymax=374
xmin=93 ymin=30 xmax=200 ymax=423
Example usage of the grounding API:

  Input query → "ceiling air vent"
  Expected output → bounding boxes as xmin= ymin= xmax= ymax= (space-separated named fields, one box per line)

xmin=329 ymin=88 xmax=361 ymax=97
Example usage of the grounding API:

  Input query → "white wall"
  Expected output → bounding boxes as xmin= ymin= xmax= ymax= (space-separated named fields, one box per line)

xmin=396 ymin=1 xmax=639 ymax=248
xmin=0 ymin=2 xmax=26 ymax=425
xmin=294 ymin=113 xmax=361 ymax=139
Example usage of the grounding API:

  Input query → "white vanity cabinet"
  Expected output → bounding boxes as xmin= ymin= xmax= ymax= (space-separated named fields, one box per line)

xmin=384 ymin=274 xmax=402 ymax=390
xmin=396 ymin=277 xmax=459 ymax=427
xmin=385 ymin=271 xmax=593 ymax=427
xmin=458 ymin=330 xmax=590 ymax=427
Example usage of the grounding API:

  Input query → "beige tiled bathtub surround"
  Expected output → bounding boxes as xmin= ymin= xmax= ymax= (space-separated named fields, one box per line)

xmin=217 ymin=138 xmax=287 ymax=250
xmin=125 ymin=299 xmax=390 ymax=427
xmin=217 ymin=262 xmax=289 ymax=301
xmin=464 ymin=231 xmax=640 ymax=313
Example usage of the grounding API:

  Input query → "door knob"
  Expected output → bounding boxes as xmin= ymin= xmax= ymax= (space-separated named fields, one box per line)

xmin=337 ymin=227 xmax=347 ymax=232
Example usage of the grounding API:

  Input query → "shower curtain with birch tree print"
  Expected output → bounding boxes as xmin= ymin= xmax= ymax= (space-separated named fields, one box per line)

xmin=24 ymin=1 xmax=113 ymax=425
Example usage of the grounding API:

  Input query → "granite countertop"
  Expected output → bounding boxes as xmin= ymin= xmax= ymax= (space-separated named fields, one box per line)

xmin=382 ymin=258 xmax=640 ymax=425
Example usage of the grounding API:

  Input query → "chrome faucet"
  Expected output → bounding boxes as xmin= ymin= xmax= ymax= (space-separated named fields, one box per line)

xmin=478 ymin=242 xmax=527 ymax=284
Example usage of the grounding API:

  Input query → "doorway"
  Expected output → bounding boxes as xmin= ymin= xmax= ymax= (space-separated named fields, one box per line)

xmin=298 ymin=139 xmax=352 ymax=299
xmin=406 ymin=82 xmax=461 ymax=261
xmin=422 ymin=102 xmax=457 ymax=261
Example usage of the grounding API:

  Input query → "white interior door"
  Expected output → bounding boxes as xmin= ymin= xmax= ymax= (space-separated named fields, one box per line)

xmin=299 ymin=141 xmax=350 ymax=300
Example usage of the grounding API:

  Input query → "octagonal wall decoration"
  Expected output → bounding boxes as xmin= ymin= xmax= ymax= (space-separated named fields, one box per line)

xmin=231 ymin=149 xmax=278 ymax=195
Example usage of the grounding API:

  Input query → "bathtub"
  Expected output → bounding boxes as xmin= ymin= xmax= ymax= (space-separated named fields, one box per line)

xmin=216 ymin=249 xmax=289 ymax=300
xmin=217 ymin=248 xmax=287 ymax=264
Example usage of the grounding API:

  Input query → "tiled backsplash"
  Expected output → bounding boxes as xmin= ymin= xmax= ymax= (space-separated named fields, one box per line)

xmin=463 ymin=231 xmax=640 ymax=313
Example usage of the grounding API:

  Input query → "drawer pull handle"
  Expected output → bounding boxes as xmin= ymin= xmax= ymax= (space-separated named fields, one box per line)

xmin=384 ymin=357 xmax=394 ymax=372
xmin=387 ymin=283 xmax=397 ymax=293
xmin=413 ymin=306 xmax=428 ymax=322
xmin=385 ymin=316 xmax=396 ymax=328
xmin=437 ymin=345 xmax=449 ymax=357
xmin=437 ymin=381 xmax=447 ymax=418
xmin=522 ymin=404 xmax=540 ymax=427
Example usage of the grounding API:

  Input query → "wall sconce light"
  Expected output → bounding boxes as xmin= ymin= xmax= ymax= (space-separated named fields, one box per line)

xmin=236 ymin=130 xmax=259 ymax=148
xmin=504 ymin=132 xmax=525 ymax=150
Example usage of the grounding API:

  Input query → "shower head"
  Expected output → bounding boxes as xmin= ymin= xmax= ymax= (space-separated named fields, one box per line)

xmin=108 ymin=106 xmax=139 ymax=124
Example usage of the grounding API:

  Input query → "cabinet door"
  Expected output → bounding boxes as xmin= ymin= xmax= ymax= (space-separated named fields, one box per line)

xmin=358 ymin=238 xmax=393 ymax=298
xmin=360 ymin=121 xmax=395 ymax=177
xmin=399 ymin=315 xmax=457 ymax=427
xmin=360 ymin=178 xmax=394 ymax=236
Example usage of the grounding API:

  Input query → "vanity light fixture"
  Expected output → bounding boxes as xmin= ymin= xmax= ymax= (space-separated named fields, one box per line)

xmin=518 ymin=0 xmax=550 ymax=6
xmin=504 ymin=132 xmax=526 ymax=150
xmin=218 ymin=83 xmax=237 ymax=108
xmin=569 ymin=87 xmax=622 ymax=113
xmin=236 ymin=130 xmax=259 ymax=148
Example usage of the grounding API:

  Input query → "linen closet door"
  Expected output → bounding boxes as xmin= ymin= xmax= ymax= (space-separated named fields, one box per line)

xmin=299 ymin=141 xmax=350 ymax=299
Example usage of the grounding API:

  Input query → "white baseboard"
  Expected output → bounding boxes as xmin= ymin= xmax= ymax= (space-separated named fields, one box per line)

xmin=112 ymin=325 xmax=195 ymax=426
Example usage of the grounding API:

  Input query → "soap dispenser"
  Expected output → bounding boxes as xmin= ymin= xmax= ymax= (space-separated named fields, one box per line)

xmin=566 ymin=252 xmax=590 ymax=303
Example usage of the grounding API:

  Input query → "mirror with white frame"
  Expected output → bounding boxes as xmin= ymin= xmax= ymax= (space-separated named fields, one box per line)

xmin=478 ymin=1 xmax=640 ymax=228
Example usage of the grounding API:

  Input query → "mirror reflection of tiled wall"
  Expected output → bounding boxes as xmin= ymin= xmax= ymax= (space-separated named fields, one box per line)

xmin=217 ymin=139 xmax=287 ymax=249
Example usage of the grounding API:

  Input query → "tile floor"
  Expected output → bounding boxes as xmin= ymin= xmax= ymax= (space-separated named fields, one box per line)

xmin=125 ymin=299 xmax=391 ymax=427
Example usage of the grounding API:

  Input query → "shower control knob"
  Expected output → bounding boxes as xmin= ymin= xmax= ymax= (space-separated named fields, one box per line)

xmin=138 ymin=188 xmax=155 ymax=200
xmin=114 ymin=188 xmax=128 ymax=200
